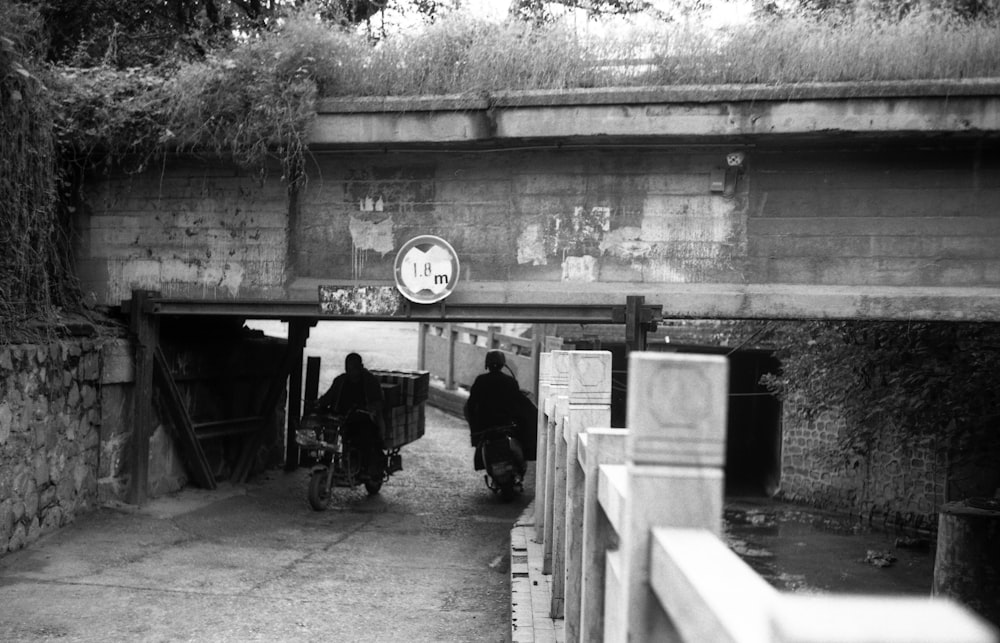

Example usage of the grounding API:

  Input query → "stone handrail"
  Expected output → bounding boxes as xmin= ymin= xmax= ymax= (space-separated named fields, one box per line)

xmin=417 ymin=322 xmax=539 ymax=397
xmin=529 ymin=350 xmax=997 ymax=643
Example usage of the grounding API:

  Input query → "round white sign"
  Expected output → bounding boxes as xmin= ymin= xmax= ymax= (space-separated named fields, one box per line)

xmin=393 ymin=235 xmax=460 ymax=304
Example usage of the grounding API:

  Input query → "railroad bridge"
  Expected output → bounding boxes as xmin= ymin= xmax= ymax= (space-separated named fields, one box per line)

xmin=73 ymin=80 xmax=1000 ymax=500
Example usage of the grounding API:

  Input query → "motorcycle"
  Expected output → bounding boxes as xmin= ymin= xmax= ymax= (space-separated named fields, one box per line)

xmin=473 ymin=423 xmax=527 ymax=502
xmin=295 ymin=408 xmax=402 ymax=511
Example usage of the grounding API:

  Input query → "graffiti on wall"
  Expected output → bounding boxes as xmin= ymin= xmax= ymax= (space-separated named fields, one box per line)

xmin=348 ymin=215 xmax=394 ymax=281
xmin=516 ymin=198 xmax=741 ymax=283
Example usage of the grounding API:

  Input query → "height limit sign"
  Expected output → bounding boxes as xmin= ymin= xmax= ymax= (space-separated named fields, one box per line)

xmin=393 ymin=235 xmax=460 ymax=304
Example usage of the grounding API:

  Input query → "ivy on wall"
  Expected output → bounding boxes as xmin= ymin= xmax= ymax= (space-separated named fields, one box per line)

xmin=0 ymin=34 xmax=80 ymax=343
xmin=761 ymin=321 xmax=1000 ymax=499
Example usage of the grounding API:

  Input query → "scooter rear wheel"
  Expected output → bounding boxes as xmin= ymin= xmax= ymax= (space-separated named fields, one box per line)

xmin=307 ymin=470 xmax=331 ymax=511
xmin=498 ymin=482 xmax=516 ymax=502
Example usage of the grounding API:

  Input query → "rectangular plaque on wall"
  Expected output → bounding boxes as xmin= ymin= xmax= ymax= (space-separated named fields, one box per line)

xmin=318 ymin=285 xmax=403 ymax=316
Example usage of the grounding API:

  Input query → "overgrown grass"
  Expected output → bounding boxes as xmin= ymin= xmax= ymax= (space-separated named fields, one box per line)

xmin=43 ymin=9 xmax=1000 ymax=183
xmin=290 ymin=11 xmax=1000 ymax=95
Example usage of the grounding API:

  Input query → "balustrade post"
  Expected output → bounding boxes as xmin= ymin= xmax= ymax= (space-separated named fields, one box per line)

xmin=535 ymin=352 xmax=554 ymax=539
xmin=445 ymin=323 xmax=457 ymax=390
xmin=417 ymin=322 xmax=427 ymax=370
xmin=611 ymin=352 xmax=728 ymax=643
xmin=530 ymin=327 xmax=542 ymax=401
xmin=550 ymin=394 xmax=570 ymax=617
xmin=542 ymin=350 xmax=570 ymax=575
xmin=563 ymin=351 xmax=613 ymax=638
xmin=579 ymin=428 xmax=628 ymax=643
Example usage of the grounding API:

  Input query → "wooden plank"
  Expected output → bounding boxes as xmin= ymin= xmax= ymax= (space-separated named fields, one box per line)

xmin=193 ymin=416 xmax=264 ymax=441
xmin=152 ymin=346 xmax=216 ymax=490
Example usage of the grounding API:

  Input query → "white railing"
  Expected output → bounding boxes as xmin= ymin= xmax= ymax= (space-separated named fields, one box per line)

xmin=418 ymin=322 xmax=540 ymax=397
xmin=530 ymin=350 xmax=997 ymax=643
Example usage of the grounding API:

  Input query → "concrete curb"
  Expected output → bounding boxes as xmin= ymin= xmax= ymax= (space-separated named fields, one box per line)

xmin=511 ymin=502 xmax=565 ymax=643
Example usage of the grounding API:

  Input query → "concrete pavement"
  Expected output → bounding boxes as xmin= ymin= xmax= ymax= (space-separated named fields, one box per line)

xmin=0 ymin=406 xmax=531 ymax=643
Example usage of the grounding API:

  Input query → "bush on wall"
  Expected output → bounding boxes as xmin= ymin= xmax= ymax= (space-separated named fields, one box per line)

xmin=762 ymin=321 xmax=1000 ymax=501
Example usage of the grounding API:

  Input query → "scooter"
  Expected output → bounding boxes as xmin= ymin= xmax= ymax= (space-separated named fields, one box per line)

xmin=295 ymin=408 xmax=402 ymax=511
xmin=473 ymin=423 xmax=527 ymax=502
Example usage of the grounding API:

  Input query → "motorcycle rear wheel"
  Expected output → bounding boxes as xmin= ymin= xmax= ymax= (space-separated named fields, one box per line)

xmin=307 ymin=470 xmax=331 ymax=511
xmin=364 ymin=479 xmax=382 ymax=495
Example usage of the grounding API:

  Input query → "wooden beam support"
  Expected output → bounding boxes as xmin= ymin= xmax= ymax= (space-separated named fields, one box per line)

xmin=193 ymin=416 xmax=264 ymax=441
xmin=625 ymin=295 xmax=648 ymax=354
xmin=128 ymin=290 xmax=159 ymax=505
xmin=282 ymin=320 xmax=311 ymax=472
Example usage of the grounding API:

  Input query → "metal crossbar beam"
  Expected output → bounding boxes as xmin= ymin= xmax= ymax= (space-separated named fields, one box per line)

xmin=143 ymin=298 xmax=662 ymax=325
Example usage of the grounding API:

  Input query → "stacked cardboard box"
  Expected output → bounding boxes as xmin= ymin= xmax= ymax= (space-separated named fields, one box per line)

xmin=373 ymin=370 xmax=429 ymax=449
xmin=372 ymin=369 xmax=429 ymax=406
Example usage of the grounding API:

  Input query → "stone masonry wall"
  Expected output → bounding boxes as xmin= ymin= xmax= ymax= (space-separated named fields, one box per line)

xmin=1 ymin=331 xmax=288 ymax=555
xmin=0 ymin=341 xmax=102 ymax=553
xmin=777 ymin=400 xmax=946 ymax=534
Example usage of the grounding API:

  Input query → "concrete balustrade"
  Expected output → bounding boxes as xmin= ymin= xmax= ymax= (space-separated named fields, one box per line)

xmin=514 ymin=349 xmax=997 ymax=643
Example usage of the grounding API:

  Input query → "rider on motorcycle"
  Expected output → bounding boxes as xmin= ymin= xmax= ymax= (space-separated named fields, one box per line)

xmin=314 ymin=352 xmax=386 ymax=478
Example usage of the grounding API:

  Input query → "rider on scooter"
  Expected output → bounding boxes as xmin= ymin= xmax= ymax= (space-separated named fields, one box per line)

xmin=315 ymin=352 xmax=386 ymax=478
xmin=464 ymin=350 xmax=531 ymax=477
xmin=465 ymin=350 xmax=522 ymax=440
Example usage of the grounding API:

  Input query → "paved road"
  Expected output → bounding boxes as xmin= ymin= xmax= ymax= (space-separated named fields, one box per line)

xmin=0 ymin=405 xmax=534 ymax=643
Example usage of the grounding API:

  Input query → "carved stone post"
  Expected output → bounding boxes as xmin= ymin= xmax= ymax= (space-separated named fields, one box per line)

xmin=579 ymin=428 xmax=627 ymax=643
xmin=562 ymin=351 xmax=613 ymax=637
xmin=550 ymin=393 xmax=570 ymax=616
xmin=534 ymin=351 xmax=553 ymax=539
xmin=542 ymin=350 xmax=569 ymax=575
xmin=613 ymin=352 xmax=728 ymax=643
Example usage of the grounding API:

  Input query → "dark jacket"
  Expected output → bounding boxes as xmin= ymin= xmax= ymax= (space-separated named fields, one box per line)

xmin=316 ymin=368 xmax=385 ymax=435
xmin=466 ymin=370 xmax=523 ymax=434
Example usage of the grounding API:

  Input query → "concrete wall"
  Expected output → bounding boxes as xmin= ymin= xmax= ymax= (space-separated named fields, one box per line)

xmin=293 ymin=144 xmax=999 ymax=293
xmin=749 ymin=146 xmax=1000 ymax=289
xmin=98 ymin=338 xmax=191 ymax=501
xmin=75 ymin=159 xmax=289 ymax=305
xmin=294 ymin=149 xmax=746 ymax=290
xmin=74 ymin=136 xmax=1000 ymax=321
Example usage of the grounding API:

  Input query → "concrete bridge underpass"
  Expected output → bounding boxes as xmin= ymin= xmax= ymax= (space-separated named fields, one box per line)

xmin=80 ymin=80 xmax=1000 ymax=502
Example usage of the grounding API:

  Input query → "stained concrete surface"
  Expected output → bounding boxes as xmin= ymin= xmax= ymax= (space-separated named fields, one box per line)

xmin=0 ymin=405 xmax=533 ymax=643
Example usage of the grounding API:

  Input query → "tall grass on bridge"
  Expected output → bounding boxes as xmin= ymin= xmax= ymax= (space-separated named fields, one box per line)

xmin=278 ymin=10 xmax=1000 ymax=96
xmin=38 ymin=7 xmax=1000 ymax=191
